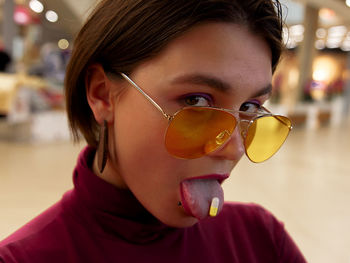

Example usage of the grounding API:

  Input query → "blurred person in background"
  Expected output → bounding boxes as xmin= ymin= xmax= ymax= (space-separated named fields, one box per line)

xmin=0 ymin=48 xmax=11 ymax=72
xmin=0 ymin=0 xmax=306 ymax=262
xmin=0 ymin=42 xmax=12 ymax=119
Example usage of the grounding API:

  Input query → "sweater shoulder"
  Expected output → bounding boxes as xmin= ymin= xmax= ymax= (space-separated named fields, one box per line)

xmin=221 ymin=202 xmax=281 ymax=226
xmin=214 ymin=202 xmax=286 ymax=241
xmin=203 ymin=202 xmax=306 ymax=262
xmin=0 ymin=192 xmax=72 ymax=262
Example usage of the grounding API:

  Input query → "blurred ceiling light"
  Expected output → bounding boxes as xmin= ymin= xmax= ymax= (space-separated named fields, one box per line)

xmin=313 ymin=69 xmax=329 ymax=82
xmin=286 ymin=40 xmax=297 ymax=49
xmin=316 ymin=28 xmax=327 ymax=38
xmin=341 ymin=46 xmax=350 ymax=52
xmin=29 ymin=0 xmax=43 ymax=13
xmin=58 ymin=39 xmax=69 ymax=50
xmin=315 ymin=39 xmax=326 ymax=50
xmin=346 ymin=0 xmax=350 ymax=8
xmin=319 ymin=8 xmax=340 ymax=26
xmin=45 ymin=10 xmax=58 ymax=23
xmin=282 ymin=27 xmax=289 ymax=45
xmin=326 ymin=37 xmax=342 ymax=49
xmin=14 ymin=11 xmax=28 ymax=24
xmin=328 ymin=25 xmax=347 ymax=38
xmin=346 ymin=32 xmax=350 ymax=40
xmin=294 ymin=35 xmax=304 ymax=43
xmin=14 ymin=6 xmax=31 ymax=25
xmin=283 ymin=27 xmax=299 ymax=49
xmin=319 ymin=8 xmax=336 ymax=20
xmin=289 ymin=24 xmax=304 ymax=36
xmin=341 ymin=40 xmax=350 ymax=51
xmin=313 ymin=56 xmax=339 ymax=86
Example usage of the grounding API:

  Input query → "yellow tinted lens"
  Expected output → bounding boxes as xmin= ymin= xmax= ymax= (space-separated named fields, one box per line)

xmin=165 ymin=108 xmax=236 ymax=159
xmin=245 ymin=115 xmax=291 ymax=162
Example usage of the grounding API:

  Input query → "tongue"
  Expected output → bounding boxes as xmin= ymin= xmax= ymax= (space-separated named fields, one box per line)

xmin=180 ymin=179 xmax=224 ymax=220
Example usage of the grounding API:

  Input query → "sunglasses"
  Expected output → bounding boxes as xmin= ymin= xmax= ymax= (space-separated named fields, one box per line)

xmin=120 ymin=73 xmax=292 ymax=163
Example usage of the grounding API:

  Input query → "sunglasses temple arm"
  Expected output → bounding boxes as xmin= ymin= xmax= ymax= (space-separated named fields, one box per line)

xmin=261 ymin=106 xmax=292 ymax=129
xmin=275 ymin=115 xmax=293 ymax=129
xmin=120 ymin=73 xmax=172 ymax=120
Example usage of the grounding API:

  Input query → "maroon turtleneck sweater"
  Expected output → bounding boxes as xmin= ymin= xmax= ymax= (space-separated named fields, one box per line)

xmin=0 ymin=147 xmax=306 ymax=262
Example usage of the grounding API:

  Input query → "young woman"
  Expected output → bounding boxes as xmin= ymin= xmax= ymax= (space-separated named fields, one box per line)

xmin=0 ymin=0 xmax=306 ymax=262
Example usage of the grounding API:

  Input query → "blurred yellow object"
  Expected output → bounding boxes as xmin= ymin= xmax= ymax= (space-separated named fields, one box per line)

xmin=0 ymin=74 xmax=18 ymax=115
xmin=0 ymin=73 xmax=47 ymax=115
xmin=209 ymin=197 xmax=219 ymax=217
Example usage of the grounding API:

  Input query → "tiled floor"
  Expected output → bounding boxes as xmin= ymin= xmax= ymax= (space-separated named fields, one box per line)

xmin=0 ymin=117 xmax=349 ymax=262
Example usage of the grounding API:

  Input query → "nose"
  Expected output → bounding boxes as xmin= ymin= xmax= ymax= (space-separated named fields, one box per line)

xmin=207 ymin=127 xmax=245 ymax=161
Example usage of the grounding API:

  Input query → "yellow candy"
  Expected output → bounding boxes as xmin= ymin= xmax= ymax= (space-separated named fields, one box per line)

xmin=209 ymin=197 xmax=220 ymax=217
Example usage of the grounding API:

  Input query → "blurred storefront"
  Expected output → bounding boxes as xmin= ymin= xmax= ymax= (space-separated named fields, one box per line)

xmin=0 ymin=0 xmax=93 ymax=141
xmin=271 ymin=0 xmax=350 ymax=129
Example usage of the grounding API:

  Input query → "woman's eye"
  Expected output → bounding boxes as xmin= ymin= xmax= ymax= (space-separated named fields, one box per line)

xmin=239 ymin=101 xmax=261 ymax=113
xmin=184 ymin=94 xmax=212 ymax=107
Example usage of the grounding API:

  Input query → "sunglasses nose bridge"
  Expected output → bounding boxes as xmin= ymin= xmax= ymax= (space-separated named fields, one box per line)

xmin=206 ymin=123 xmax=245 ymax=160
xmin=237 ymin=118 xmax=250 ymax=141
xmin=222 ymin=111 xmax=250 ymax=149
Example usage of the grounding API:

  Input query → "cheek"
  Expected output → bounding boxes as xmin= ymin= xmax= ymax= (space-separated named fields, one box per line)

xmin=111 ymin=93 xmax=198 ymax=226
xmin=113 ymin=97 xmax=180 ymax=190
xmin=114 ymin=106 xmax=186 ymax=222
xmin=115 ymin=104 xmax=167 ymax=166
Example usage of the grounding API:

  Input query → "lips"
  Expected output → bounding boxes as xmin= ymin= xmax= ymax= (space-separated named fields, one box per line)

xmin=180 ymin=174 xmax=228 ymax=220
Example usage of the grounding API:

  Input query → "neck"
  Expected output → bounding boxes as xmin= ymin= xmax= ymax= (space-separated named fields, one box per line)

xmin=92 ymin=152 xmax=129 ymax=189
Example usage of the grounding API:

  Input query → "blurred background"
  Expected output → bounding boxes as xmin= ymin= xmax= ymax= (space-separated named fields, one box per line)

xmin=0 ymin=0 xmax=349 ymax=262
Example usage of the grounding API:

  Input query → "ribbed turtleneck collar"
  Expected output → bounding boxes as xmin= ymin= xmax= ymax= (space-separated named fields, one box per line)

xmin=64 ymin=146 xmax=175 ymax=244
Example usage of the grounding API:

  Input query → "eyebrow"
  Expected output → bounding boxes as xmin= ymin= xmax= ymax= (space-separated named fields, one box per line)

xmin=171 ymin=73 xmax=272 ymax=98
xmin=251 ymin=83 xmax=272 ymax=98
xmin=172 ymin=74 xmax=231 ymax=93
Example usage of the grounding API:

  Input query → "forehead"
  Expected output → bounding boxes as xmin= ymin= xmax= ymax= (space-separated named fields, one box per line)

xmin=133 ymin=22 xmax=272 ymax=97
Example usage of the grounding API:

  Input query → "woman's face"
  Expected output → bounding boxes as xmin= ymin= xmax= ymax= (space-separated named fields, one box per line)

xmin=107 ymin=22 xmax=272 ymax=227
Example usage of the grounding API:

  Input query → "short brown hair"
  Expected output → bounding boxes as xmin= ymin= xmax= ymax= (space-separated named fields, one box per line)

xmin=65 ymin=0 xmax=284 ymax=147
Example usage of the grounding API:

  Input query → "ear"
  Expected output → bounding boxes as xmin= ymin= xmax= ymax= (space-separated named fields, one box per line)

xmin=85 ymin=64 xmax=114 ymax=124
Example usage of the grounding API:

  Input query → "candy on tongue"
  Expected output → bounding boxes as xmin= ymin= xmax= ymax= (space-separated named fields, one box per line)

xmin=180 ymin=178 xmax=224 ymax=220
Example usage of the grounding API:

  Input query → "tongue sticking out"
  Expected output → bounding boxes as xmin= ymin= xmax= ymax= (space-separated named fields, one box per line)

xmin=180 ymin=178 xmax=224 ymax=220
